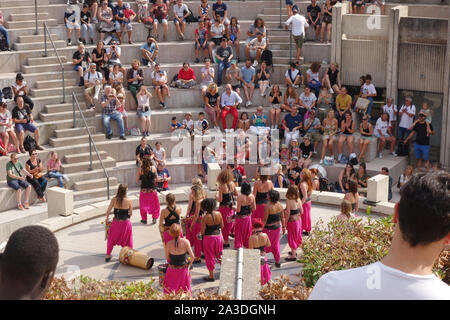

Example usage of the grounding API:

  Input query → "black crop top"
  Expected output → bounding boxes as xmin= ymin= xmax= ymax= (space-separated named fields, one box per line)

xmin=238 ymin=204 xmax=252 ymax=216
xmin=114 ymin=208 xmax=130 ymax=220
xmin=266 ymin=212 xmax=281 ymax=224
xmin=220 ymin=192 xmax=233 ymax=207
xmin=290 ymin=208 xmax=300 ymax=216
xmin=343 ymin=120 xmax=353 ymax=135
xmin=140 ymin=170 xmax=156 ymax=190
xmin=255 ymin=191 xmax=268 ymax=205
xmin=164 ymin=207 xmax=180 ymax=227
xmin=169 ymin=253 xmax=187 ymax=266
xmin=205 ymin=223 xmax=221 ymax=236
xmin=256 ymin=245 xmax=265 ymax=252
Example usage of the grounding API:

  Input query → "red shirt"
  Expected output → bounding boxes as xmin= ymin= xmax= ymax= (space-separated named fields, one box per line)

xmin=236 ymin=165 xmax=246 ymax=176
xmin=178 ymin=68 xmax=196 ymax=81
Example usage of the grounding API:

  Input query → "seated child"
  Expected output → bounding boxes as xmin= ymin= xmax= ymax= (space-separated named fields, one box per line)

xmin=194 ymin=112 xmax=210 ymax=136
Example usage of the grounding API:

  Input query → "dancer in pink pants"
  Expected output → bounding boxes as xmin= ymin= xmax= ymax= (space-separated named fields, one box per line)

xmin=252 ymin=173 xmax=274 ymax=221
xmin=188 ymin=185 xmax=206 ymax=263
xmin=249 ymin=218 xmax=272 ymax=285
xmin=105 ymin=184 xmax=134 ymax=262
xmin=234 ymin=181 xmax=256 ymax=249
xmin=159 ymin=193 xmax=183 ymax=245
xmin=163 ymin=224 xmax=194 ymax=295
xmin=263 ymin=190 xmax=286 ymax=268
xmin=299 ymin=168 xmax=313 ymax=235
xmin=216 ymin=169 xmax=238 ymax=248
xmin=136 ymin=158 xmax=160 ymax=225
xmin=284 ymin=185 xmax=303 ymax=261
xmin=201 ymin=198 xmax=224 ymax=282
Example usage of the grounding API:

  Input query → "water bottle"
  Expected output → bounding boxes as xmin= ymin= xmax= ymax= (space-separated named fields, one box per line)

xmin=367 ymin=205 xmax=371 ymax=216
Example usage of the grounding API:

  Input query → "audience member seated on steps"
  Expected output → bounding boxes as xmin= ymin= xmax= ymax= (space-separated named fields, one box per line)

xmin=299 ymin=85 xmax=317 ymax=120
xmin=249 ymin=106 xmax=270 ymax=136
xmin=116 ymin=92 xmax=129 ymax=134
xmin=282 ymin=108 xmax=303 ymax=147
xmin=92 ymin=40 xmax=109 ymax=81
xmin=73 ymin=44 xmax=92 ymax=87
xmin=106 ymin=40 xmax=125 ymax=77
xmin=101 ymin=87 xmax=126 ymax=140
xmin=13 ymin=73 xmax=34 ymax=111
xmin=46 ymin=151 xmax=69 ymax=189
xmin=336 ymin=162 xmax=355 ymax=194
xmin=176 ymin=62 xmax=197 ymax=89
xmin=127 ymin=59 xmax=144 ymax=105
xmin=198 ymin=0 xmax=212 ymax=29
xmin=156 ymin=161 xmax=171 ymax=191
xmin=97 ymin=0 xmax=115 ymax=43
xmin=6 ymin=153 xmax=33 ymax=210
xmin=173 ymin=0 xmax=190 ymax=40
xmin=322 ymin=62 xmax=341 ymax=94
xmin=256 ymin=61 xmax=270 ymax=98
xmin=306 ymin=62 xmax=322 ymax=98
xmin=226 ymin=60 xmax=242 ymax=95
xmin=307 ymin=0 xmax=322 ymax=41
xmin=204 ymin=83 xmax=220 ymax=128
xmin=245 ymin=32 xmax=266 ymax=68
xmin=136 ymin=85 xmax=153 ymax=137
xmin=153 ymin=141 xmax=166 ymax=165
xmin=320 ymin=109 xmax=338 ymax=164
xmin=303 ymin=108 xmax=322 ymax=153
xmin=359 ymin=74 xmax=377 ymax=119
xmin=0 ymin=10 xmax=11 ymax=51
xmin=109 ymin=63 xmax=124 ymax=89
xmin=182 ymin=112 xmax=194 ymax=137
xmin=374 ymin=112 xmax=396 ymax=158
xmin=194 ymin=112 xmax=210 ymax=136
xmin=170 ymin=116 xmax=183 ymax=135
xmin=299 ymin=135 xmax=314 ymax=169
xmin=316 ymin=87 xmax=333 ymax=121
xmin=215 ymin=37 xmax=233 ymax=86
xmin=337 ymin=111 xmax=356 ymax=162
xmin=195 ymin=21 xmax=209 ymax=63
xmin=0 ymin=225 xmax=59 ymax=300
xmin=209 ymin=15 xmax=226 ymax=59
xmin=84 ymin=0 xmax=99 ymax=23
xmin=84 ymin=63 xmax=104 ymax=110
xmin=221 ymin=84 xmax=242 ymax=132
xmin=228 ymin=17 xmax=241 ymax=61
xmin=241 ymin=59 xmax=256 ymax=107
xmin=281 ymin=85 xmax=299 ymax=113
xmin=120 ymin=2 xmax=136 ymax=44
xmin=335 ymin=86 xmax=352 ymax=126
xmin=151 ymin=0 xmax=169 ymax=41
xmin=200 ymin=59 xmax=215 ymax=97
xmin=355 ymin=162 xmax=369 ymax=194
xmin=80 ymin=3 xmax=95 ymax=45
xmin=141 ymin=35 xmax=159 ymax=67
xmin=237 ymin=112 xmax=250 ymax=132
xmin=113 ymin=0 xmax=126 ymax=43
xmin=136 ymin=137 xmax=154 ymax=167
xmin=358 ymin=115 xmax=373 ymax=162
xmin=25 ymin=149 xmax=47 ymax=203
xmin=152 ymin=63 xmax=170 ymax=109
xmin=12 ymin=97 xmax=43 ymax=152
xmin=0 ymin=102 xmax=20 ymax=153
xmin=311 ymin=170 xmax=450 ymax=300
xmin=246 ymin=18 xmax=266 ymax=46
xmin=269 ymin=84 xmax=282 ymax=129
xmin=285 ymin=62 xmax=303 ymax=88
xmin=64 ymin=4 xmax=82 ymax=46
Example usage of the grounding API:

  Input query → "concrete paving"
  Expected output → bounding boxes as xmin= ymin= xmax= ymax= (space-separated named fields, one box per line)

xmin=54 ymin=201 xmax=384 ymax=295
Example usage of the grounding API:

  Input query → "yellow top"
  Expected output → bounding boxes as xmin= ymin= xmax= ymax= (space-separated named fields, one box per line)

xmin=336 ymin=94 xmax=352 ymax=111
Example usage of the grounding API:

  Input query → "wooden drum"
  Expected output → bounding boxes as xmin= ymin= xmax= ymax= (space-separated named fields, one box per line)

xmin=119 ymin=246 xmax=154 ymax=270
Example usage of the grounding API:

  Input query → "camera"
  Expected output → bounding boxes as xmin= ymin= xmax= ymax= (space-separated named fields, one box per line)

xmin=143 ymin=106 xmax=149 ymax=112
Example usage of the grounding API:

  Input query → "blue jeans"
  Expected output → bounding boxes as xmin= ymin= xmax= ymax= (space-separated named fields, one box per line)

xmin=81 ymin=23 xmax=95 ymax=40
xmin=48 ymin=170 xmax=65 ymax=188
xmin=0 ymin=25 xmax=10 ymax=47
xmin=366 ymin=97 xmax=374 ymax=118
xmin=217 ymin=61 xmax=230 ymax=86
xmin=103 ymin=111 xmax=125 ymax=137
xmin=398 ymin=127 xmax=411 ymax=141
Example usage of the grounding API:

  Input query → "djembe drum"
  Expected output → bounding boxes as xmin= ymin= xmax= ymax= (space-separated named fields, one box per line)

xmin=119 ymin=246 xmax=154 ymax=270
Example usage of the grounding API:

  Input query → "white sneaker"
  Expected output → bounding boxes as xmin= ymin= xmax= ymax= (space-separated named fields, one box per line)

xmin=319 ymin=159 xmax=323 ymax=164
xmin=379 ymin=152 xmax=383 ymax=158
xmin=338 ymin=153 xmax=342 ymax=161
xmin=391 ymin=152 xmax=397 ymax=156
xmin=246 ymin=101 xmax=252 ymax=107
xmin=329 ymin=88 xmax=334 ymax=94
xmin=252 ymin=60 xmax=258 ymax=67
xmin=63 ymin=175 xmax=70 ymax=181
xmin=293 ymin=85 xmax=299 ymax=89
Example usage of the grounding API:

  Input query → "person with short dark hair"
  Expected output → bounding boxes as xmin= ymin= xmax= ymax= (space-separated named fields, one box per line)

xmin=381 ymin=166 xmax=393 ymax=201
xmin=151 ymin=63 xmax=170 ymax=109
xmin=80 ymin=3 xmax=95 ymax=45
xmin=176 ymin=62 xmax=196 ymax=89
xmin=12 ymin=73 xmax=34 ymax=110
xmin=6 ymin=153 xmax=32 ymax=210
xmin=151 ymin=0 xmax=169 ymax=41
xmin=374 ymin=112 xmax=396 ymax=158
xmin=215 ymin=37 xmax=233 ymax=86
xmin=141 ymin=35 xmax=159 ymax=67
xmin=263 ymin=189 xmax=285 ymax=268
xmin=25 ymin=148 xmax=47 ymax=203
xmin=310 ymin=170 xmax=450 ymax=299
xmin=173 ymin=0 xmax=190 ymax=40
xmin=234 ymin=181 xmax=256 ymax=249
xmin=404 ymin=111 xmax=434 ymax=170
xmin=12 ymin=96 xmax=43 ymax=152
xmin=0 ymin=225 xmax=59 ymax=300
xmin=0 ymin=10 xmax=11 ymax=51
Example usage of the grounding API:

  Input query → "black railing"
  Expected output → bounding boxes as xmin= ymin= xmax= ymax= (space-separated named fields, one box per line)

xmin=34 ymin=0 xmax=38 ymax=35
xmin=266 ymin=28 xmax=293 ymax=63
xmin=43 ymin=22 xmax=66 ymax=103
xmin=72 ymin=93 xmax=110 ymax=200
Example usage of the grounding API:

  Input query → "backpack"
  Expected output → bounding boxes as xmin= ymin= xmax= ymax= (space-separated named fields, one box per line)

xmin=396 ymin=140 xmax=409 ymax=157
xmin=23 ymin=135 xmax=36 ymax=152
xmin=2 ymin=87 xmax=13 ymax=100
xmin=184 ymin=9 xmax=198 ymax=23
xmin=0 ymin=35 xmax=8 ymax=51
xmin=261 ymin=49 xmax=273 ymax=67
xmin=319 ymin=177 xmax=329 ymax=192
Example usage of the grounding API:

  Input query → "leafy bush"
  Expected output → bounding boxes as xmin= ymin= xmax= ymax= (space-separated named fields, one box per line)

xmin=259 ymin=275 xmax=311 ymax=300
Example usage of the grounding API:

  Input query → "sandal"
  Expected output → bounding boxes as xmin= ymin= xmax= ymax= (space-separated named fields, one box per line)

xmin=24 ymin=202 xmax=30 ymax=209
xmin=105 ymin=256 xmax=112 ymax=262
xmin=285 ymin=257 xmax=297 ymax=262
xmin=18 ymin=204 xmax=25 ymax=210
xmin=203 ymin=276 xmax=215 ymax=282
xmin=193 ymin=258 xmax=201 ymax=264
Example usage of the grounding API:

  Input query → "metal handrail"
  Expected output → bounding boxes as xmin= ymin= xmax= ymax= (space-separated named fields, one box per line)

xmin=266 ymin=28 xmax=293 ymax=63
xmin=43 ymin=22 xmax=66 ymax=103
xmin=72 ymin=92 xmax=110 ymax=200
xmin=34 ymin=0 xmax=38 ymax=35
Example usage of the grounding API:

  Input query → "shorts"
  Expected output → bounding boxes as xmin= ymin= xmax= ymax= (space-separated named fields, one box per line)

xmin=211 ymin=17 xmax=230 ymax=25
xmin=373 ymin=132 xmax=390 ymax=139
xmin=120 ymin=110 xmax=128 ymax=118
xmin=15 ymin=122 xmax=37 ymax=133
xmin=173 ymin=17 xmax=186 ymax=24
xmin=371 ymin=0 xmax=385 ymax=5
xmin=195 ymin=38 xmax=208 ymax=49
xmin=352 ymin=0 xmax=364 ymax=6
xmin=74 ymin=64 xmax=87 ymax=71
xmin=115 ymin=21 xmax=132 ymax=32
xmin=249 ymin=49 xmax=257 ymax=58
xmin=141 ymin=57 xmax=157 ymax=66
xmin=0 ymin=124 xmax=12 ymax=133
xmin=212 ymin=37 xmax=222 ymax=46
xmin=154 ymin=18 xmax=168 ymax=24
xmin=153 ymin=84 xmax=167 ymax=90
xmin=285 ymin=0 xmax=294 ymax=5
xmin=271 ymin=104 xmax=281 ymax=109
xmin=137 ymin=107 xmax=151 ymax=117
xmin=414 ymin=143 xmax=429 ymax=161
xmin=359 ymin=135 xmax=374 ymax=141
xmin=293 ymin=35 xmax=304 ymax=49
xmin=307 ymin=17 xmax=321 ymax=25
xmin=66 ymin=22 xmax=80 ymax=30
xmin=84 ymin=86 xmax=95 ymax=96
xmin=309 ymin=132 xmax=322 ymax=143
xmin=8 ymin=179 xmax=30 ymax=190
xmin=341 ymin=133 xmax=353 ymax=137
xmin=232 ymin=84 xmax=241 ymax=91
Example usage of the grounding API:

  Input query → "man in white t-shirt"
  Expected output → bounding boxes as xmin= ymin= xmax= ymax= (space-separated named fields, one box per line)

xmin=84 ymin=63 xmax=104 ymax=109
xmin=284 ymin=6 xmax=308 ymax=61
xmin=285 ymin=62 xmax=303 ymax=88
xmin=383 ymin=97 xmax=398 ymax=129
xmin=245 ymin=32 xmax=267 ymax=68
xmin=373 ymin=112 xmax=396 ymax=158
xmin=151 ymin=63 xmax=169 ymax=109
xmin=173 ymin=0 xmax=190 ymax=40
xmin=309 ymin=170 xmax=450 ymax=300
xmin=200 ymin=58 xmax=215 ymax=96
xmin=398 ymin=97 xmax=416 ymax=141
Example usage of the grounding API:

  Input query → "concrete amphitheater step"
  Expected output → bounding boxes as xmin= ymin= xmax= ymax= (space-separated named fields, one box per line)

xmin=73 ymin=185 xmax=120 ymax=202
xmin=44 ymin=102 xmax=86 ymax=114
xmin=0 ymin=0 xmax=50 ymax=6
xmin=18 ymin=34 xmax=59 ymax=44
xmin=49 ymin=132 xmax=105 ymax=148
xmin=27 ymin=55 xmax=68 ymax=66
xmin=35 ymin=78 xmax=78 ymax=89
xmin=63 ymin=150 xmax=107 ymax=165
xmin=4 ymin=18 xmax=57 ymax=29
xmin=8 ymin=12 xmax=50 ymax=22
xmin=40 ymin=108 xmax=94 ymax=122
xmin=22 ymin=62 xmax=74 ymax=74
xmin=61 ymin=156 xmax=116 ymax=174
xmin=73 ymin=177 xmax=119 ymax=192
xmin=14 ymin=39 xmax=66 ymax=51
xmin=55 ymin=126 xmax=97 ymax=139
xmin=30 ymin=85 xmax=83 ymax=98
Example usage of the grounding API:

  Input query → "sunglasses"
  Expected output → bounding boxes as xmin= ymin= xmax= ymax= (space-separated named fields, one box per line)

xmin=32 ymin=153 xmax=37 ymax=155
